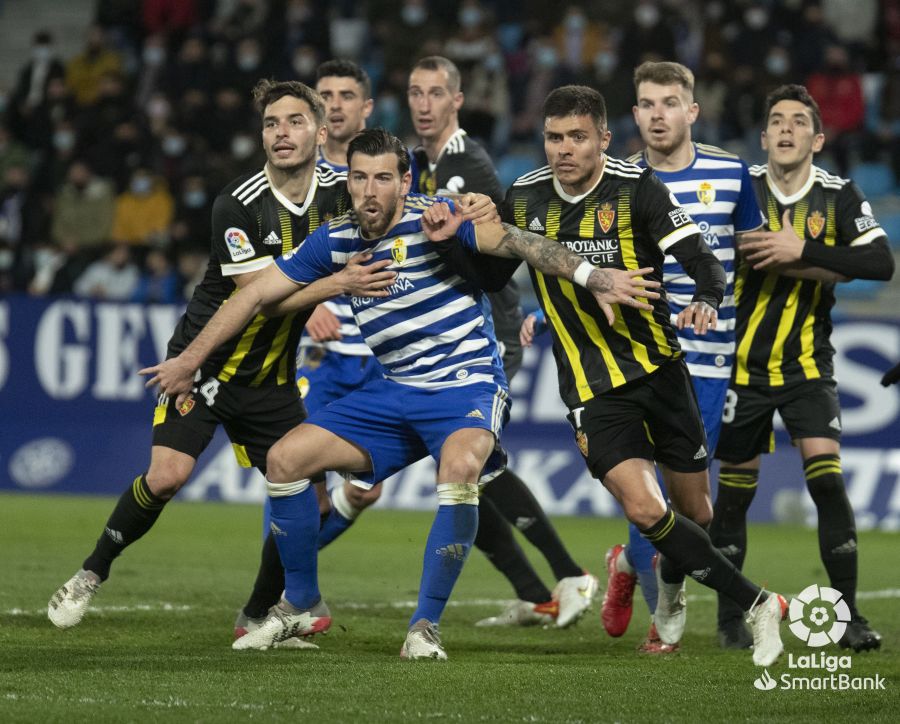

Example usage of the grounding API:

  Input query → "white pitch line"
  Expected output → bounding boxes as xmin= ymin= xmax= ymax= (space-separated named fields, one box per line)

xmin=5 ymin=588 xmax=900 ymax=618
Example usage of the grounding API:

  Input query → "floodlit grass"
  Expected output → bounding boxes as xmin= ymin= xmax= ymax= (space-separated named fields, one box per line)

xmin=1 ymin=492 xmax=897 ymax=722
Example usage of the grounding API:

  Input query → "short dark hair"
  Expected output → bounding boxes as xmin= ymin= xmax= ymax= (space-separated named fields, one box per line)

xmin=316 ymin=59 xmax=371 ymax=99
xmin=410 ymin=55 xmax=461 ymax=93
xmin=764 ymin=84 xmax=823 ymax=135
xmin=251 ymin=78 xmax=325 ymax=126
xmin=542 ymin=85 xmax=607 ymax=129
xmin=347 ymin=128 xmax=410 ymax=175
xmin=633 ymin=61 xmax=694 ymax=97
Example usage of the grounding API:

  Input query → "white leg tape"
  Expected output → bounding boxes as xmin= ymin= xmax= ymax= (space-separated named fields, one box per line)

xmin=436 ymin=482 xmax=479 ymax=506
xmin=331 ymin=483 xmax=362 ymax=520
xmin=267 ymin=477 xmax=310 ymax=497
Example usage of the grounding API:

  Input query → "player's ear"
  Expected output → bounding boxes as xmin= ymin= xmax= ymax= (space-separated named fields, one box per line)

xmin=687 ymin=101 xmax=699 ymax=124
xmin=401 ymin=169 xmax=412 ymax=195
xmin=362 ymin=98 xmax=374 ymax=120
xmin=812 ymin=132 xmax=825 ymax=153
xmin=454 ymin=91 xmax=464 ymax=112
xmin=317 ymin=124 xmax=327 ymax=146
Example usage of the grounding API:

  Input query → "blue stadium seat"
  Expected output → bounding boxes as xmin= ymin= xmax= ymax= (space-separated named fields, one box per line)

xmin=497 ymin=153 xmax=540 ymax=189
xmin=848 ymin=162 xmax=896 ymax=198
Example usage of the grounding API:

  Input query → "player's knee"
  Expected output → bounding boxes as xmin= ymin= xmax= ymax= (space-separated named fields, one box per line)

xmin=439 ymin=451 xmax=484 ymax=485
xmin=623 ymin=497 xmax=669 ymax=531
xmin=688 ymin=501 xmax=713 ymax=529
xmin=145 ymin=466 xmax=190 ymax=499
xmin=265 ymin=443 xmax=294 ymax=485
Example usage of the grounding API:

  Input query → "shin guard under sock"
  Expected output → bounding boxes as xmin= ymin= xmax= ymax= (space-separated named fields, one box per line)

xmin=83 ymin=475 xmax=167 ymax=581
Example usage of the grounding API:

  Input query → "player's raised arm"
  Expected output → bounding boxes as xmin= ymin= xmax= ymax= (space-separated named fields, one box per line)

xmin=422 ymin=201 xmax=660 ymax=325
xmin=140 ymin=256 xmax=394 ymax=403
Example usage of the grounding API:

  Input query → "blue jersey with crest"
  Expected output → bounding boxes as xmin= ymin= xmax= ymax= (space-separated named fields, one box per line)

xmin=631 ymin=143 xmax=763 ymax=379
xmin=276 ymin=193 xmax=507 ymax=390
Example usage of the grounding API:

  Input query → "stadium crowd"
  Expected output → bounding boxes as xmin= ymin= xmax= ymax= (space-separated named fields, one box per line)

xmin=1 ymin=0 xmax=898 ymax=301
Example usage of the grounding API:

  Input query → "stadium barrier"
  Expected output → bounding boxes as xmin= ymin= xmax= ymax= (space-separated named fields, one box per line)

xmin=1 ymin=295 xmax=898 ymax=530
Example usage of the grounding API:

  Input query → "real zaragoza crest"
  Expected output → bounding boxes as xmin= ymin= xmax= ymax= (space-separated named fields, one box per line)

xmin=392 ymin=237 xmax=406 ymax=265
xmin=807 ymin=210 xmax=825 ymax=239
xmin=697 ymin=181 xmax=715 ymax=206
xmin=597 ymin=202 xmax=615 ymax=234
xmin=576 ymin=430 xmax=589 ymax=457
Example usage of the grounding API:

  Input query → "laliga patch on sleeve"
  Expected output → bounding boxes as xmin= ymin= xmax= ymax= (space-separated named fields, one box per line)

xmin=224 ymin=227 xmax=255 ymax=262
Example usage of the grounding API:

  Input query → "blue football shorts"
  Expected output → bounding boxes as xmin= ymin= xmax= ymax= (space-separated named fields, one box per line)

xmin=304 ymin=377 xmax=510 ymax=486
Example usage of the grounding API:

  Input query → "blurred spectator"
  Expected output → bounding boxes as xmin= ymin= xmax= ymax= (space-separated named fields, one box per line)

xmin=176 ymin=248 xmax=208 ymax=300
xmin=0 ymin=122 xmax=31 ymax=181
xmin=131 ymin=248 xmax=182 ymax=303
xmin=618 ymin=2 xmax=677 ymax=73
xmin=284 ymin=0 xmax=331 ymax=61
xmin=50 ymin=160 xmax=116 ymax=259
xmin=76 ymin=72 xmax=134 ymax=153
xmin=792 ymin=3 xmax=839 ymax=79
xmin=32 ymin=118 xmax=80 ymax=194
xmin=170 ymin=174 xmax=213 ymax=254
xmin=511 ymin=35 xmax=558 ymax=141
xmin=95 ymin=0 xmax=144 ymax=58
xmin=445 ymin=1 xmax=496 ymax=64
xmin=692 ymin=51 xmax=729 ymax=146
xmin=134 ymin=34 xmax=169 ymax=109
xmin=86 ymin=119 xmax=150 ymax=189
xmin=379 ymin=0 xmax=441 ymax=76
xmin=720 ymin=64 xmax=767 ymax=155
xmin=807 ymin=44 xmax=865 ymax=176
xmin=164 ymin=35 xmax=215 ymax=99
xmin=822 ymin=0 xmax=878 ymax=61
xmin=73 ymin=243 xmax=140 ymax=300
xmin=329 ymin=9 xmax=369 ymax=61
xmin=0 ymin=163 xmax=43 ymax=292
xmin=729 ymin=3 xmax=777 ymax=67
xmin=550 ymin=6 xmax=607 ymax=82
xmin=23 ymin=76 xmax=78 ymax=154
xmin=142 ymin=0 xmax=202 ymax=39
xmin=221 ymin=37 xmax=273 ymax=97
xmin=7 ymin=31 xmax=66 ymax=148
xmin=110 ymin=167 xmax=174 ymax=249
xmin=206 ymin=87 xmax=252 ymax=154
xmin=66 ymin=25 xmax=124 ymax=107
xmin=212 ymin=0 xmax=268 ymax=42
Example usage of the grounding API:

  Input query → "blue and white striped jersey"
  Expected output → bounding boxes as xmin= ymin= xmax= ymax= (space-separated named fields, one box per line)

xmin=277 ymin=193 xmax=507 ymax=390
xmin=631 ymin=143 xmax=763 ymax=378
xmin=300 ymin=153 xmax=373 ymax=357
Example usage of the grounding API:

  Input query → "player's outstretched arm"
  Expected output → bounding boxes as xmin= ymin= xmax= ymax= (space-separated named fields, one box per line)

xmin=140 ymin=255 xmax=394 ymax=403
xmin=421 ymin=202 xmax=660 ymax=325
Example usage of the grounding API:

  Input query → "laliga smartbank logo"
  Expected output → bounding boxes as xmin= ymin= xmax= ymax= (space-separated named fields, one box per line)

xmin=753 ymin=585 xmax=886 ymax=692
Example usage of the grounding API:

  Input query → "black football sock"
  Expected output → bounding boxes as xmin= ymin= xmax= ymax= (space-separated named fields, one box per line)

xmin=482 ymin=469 xmax=583 ymax=580
xmin=475 ymin=495 xmax=553 ymax=603
xmin=641 ymin=508 xmax=761 ymax=612
xmin=82 ymin=474 xmax=167 ymax=581
xmin=709 ymin=468 xmax=759 ymax=626
xmin=804 ymin=454 xmax=859 ymax=615
xmin=242 ymin=532 xmax=285 ymax=619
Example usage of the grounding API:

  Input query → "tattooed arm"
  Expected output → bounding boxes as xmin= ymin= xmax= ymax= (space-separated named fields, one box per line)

xmin=422 ymin=202 xmax=661 ymax=325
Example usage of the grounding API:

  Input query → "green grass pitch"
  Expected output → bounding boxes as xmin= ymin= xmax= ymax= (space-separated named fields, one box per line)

xmin=1 ymin=492 xmax=897 ymax=722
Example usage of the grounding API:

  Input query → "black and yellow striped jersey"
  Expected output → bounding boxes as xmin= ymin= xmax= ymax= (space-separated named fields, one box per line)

xmin=734 ymin=164 xmax=886 ymax=388
xmin=166 ymin=164 xmax=350 ymax=387
xmin=502 ymin=157 xmax=705 ymax=407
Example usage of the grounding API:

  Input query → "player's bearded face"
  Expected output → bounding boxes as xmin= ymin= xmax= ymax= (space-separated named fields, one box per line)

xmin=349 ymin=153 xmax=411 ymax=238
xmin=544 ymin=114 xmax=612 ymax=194
xmin=762 ymin=99 xmax=825 ymax=170
xmin=262 ymin=95 xmax=324 ymax=170
xmin=633 ymin=82 xmax=696 ymax=155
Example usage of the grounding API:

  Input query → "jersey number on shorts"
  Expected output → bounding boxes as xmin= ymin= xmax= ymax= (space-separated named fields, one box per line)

xmin=722 ymin=389 xmax=738 ymax=424
xmin=200 ymin=378 xmax=221 ymax=407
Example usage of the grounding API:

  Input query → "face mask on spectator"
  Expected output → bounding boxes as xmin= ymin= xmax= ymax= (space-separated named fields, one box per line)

xmin=130 ymin=176 xmax=153 ymax=195
xmin=237 ymin=54 xmax=260 ymax=72
xmin=183 ymin=189 xmax=207 ymax=208
xmin=32 ymin=44 xmax=53 ymax=62
xmin=0 ymin=248 xmax=13 ymax=270
xmin=744 ymin=8 xmax=768 ymax=29
xmin=634 ymin=5 xmax=660 ymax=28
xmin=565 ymin=13 xmax=587 ymax=32
xmin=459 ymin=7 xmax=483 ymax=28
xmin=766 ymin=53 xmax=789 ymax=77
xmin=231 ymin=136 xmax=256 ymax=160
xmin=483 ymin=53 xmax=503 ymax=72
xmin=147 ymin=96 xmax=170 ymax=121
xmin=401 ymin=4 xmax=427 ymax=26
xmin=53 ymin=130 xmax=75 ymax=152
xmin=143 ymin=46 xmax=165 ymax=67
xmin=292 ymin=54 xmax=317 ymax=77
xmin=162 ymin=135 xmax=187 ymax=157
xmin=594 ymin=50 xmax=617 ymax=76
xmin=536 ymin=46 xmax=558 ymax=70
